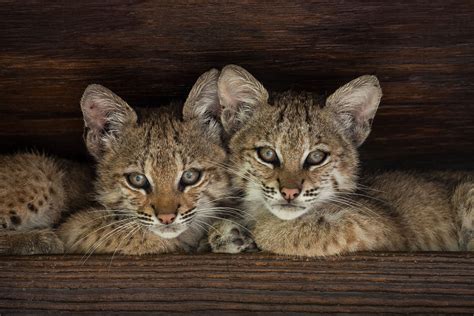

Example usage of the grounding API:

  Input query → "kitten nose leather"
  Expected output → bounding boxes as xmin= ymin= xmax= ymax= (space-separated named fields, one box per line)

xmin=158 ymin=213 xmax=176 ymax=225
xmin=280 ymin=187 xmax=300 ymax=202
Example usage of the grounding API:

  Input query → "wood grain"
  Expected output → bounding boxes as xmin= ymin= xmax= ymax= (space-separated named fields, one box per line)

xmin=0 ymin=253 xmax=473 ymax=314
xmin=0 ymin=1 xmax=473 ymax=167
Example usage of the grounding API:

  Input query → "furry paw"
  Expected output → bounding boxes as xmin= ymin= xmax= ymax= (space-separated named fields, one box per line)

xmin=208 ymin=220 xmax=258 ymax=254
xmin=33 ymin=230 xmax=64 ymax=255
xmin=0 ymin=229 xmax=64 ymax=255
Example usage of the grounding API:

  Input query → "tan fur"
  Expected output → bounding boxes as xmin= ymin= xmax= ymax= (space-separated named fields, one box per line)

xmin=0 ymin=69 xmax=232 ymax=256
xmin=59 ymin=109 xmax=231 ymax=254
xmin=0 ymin=153 xmax=92 ymax=231
xmin=211 ymin=65 xmax=474 ymax=256
xmin=56 ymin=69 xmax=232 ymax=255
xmin=0 ymin=229 xmax=64 ymax=255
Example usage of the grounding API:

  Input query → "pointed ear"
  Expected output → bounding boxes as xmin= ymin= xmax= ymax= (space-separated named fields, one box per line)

xmin=183 ymin=68 xmax=220 ymax=120
xmin=183 ymin=68 xmax=222 ymax=141
xmin=218 ymin=64 xmax=268 ymax=134
xmin=80 ymin=84 xmax=137 ymax=159
xmin=325 ymin=75 xmax=382 ymax=146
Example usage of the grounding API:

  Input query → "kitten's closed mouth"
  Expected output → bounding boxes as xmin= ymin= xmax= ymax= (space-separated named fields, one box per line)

xmin=276 ymin=204 xmax=305 ymax=209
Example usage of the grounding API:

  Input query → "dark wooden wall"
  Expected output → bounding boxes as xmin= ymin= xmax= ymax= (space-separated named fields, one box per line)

xmin=0 ymin=1 xmax=473 ymax=169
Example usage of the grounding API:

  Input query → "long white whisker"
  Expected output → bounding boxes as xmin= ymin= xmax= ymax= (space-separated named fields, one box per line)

xmin=342 ymin=191 xmax=388 ymax=204
xmin=81 ymin=220 xmax=137 ymax=264
xmin=198 ymin=209 xmax=255 ymax=220
xmin=197 ymin=215 xmax=251 ymax=235
xmin=71 ymin=216 xmax=137 ymax=249
xmin=204 ymin=159 xmax=261 ymax=187
xmin=108 ymin=224 xmax=141 ymax=268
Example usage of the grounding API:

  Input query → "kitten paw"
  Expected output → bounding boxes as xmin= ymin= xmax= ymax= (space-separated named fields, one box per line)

xmin=0 ymin=229 xmax=64 ymax=255
xmin=34 ymin=230 xmax=64 ymax=255
xmin=208 ymin=221 xmax=258 ymax=254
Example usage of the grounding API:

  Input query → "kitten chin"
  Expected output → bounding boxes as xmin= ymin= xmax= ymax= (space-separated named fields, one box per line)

xmin=267 ymin=204 xmax=307 ymax=221
xmin=149 ymin=224 xmax=188 ymax=239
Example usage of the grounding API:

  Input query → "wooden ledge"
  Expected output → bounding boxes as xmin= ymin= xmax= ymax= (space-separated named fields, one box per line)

xmin=1 ymin=252 xmax=473 ymax=314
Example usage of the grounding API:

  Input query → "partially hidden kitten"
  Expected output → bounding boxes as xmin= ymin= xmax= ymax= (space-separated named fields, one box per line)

xmin=0 ymin=153 xmax=92 ymax=231
xmin=209 ymin=64 xmax=474 ymax=256
xmin=2 ymin=69 xmax=235 ymax=255
xmin=0 ymin=153 xmax=93 ymax=254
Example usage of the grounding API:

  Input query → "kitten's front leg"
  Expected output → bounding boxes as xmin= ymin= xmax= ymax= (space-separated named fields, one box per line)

xmin=252 ymin=210 xmax=403 ymax=257
xmin=58 ymin=209 xmax=181 ymax=255
xmin=208 ymin=219 xmax=258 ymax=254
xmin=58 ymin=209 xmax=140 ymax=255
xmin=0 ymin=229 xmax=64 ymax=255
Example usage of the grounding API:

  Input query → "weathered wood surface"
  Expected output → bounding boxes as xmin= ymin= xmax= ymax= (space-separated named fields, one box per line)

xmin=0 ymin=1 xmax=473 ymax=168
xmin=0 ymin=253 xmax=473 ymax=314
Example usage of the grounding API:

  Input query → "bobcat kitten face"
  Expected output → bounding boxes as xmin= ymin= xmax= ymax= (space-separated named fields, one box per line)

xmin=231 ymin=92 xmax=360 ymax=220
xmin=217 ymin=65 xmax=381 ymax=220
xmin=94 ymin=111 xmax=228 ymax=239
xmin=81 ymin=69 xmax=228 ymax=239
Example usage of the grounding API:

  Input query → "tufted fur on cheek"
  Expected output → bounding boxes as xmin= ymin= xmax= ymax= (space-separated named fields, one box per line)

xmin=218 ymin=64 xmax=269 ymax=135
xmin=80 ymin=84 xmax=138 ymax=159
xmin=325 ymin=75 xmax=382 ymax=147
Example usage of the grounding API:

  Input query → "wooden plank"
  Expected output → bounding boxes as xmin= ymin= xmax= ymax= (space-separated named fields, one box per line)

xmin=0 ymin=253 xmax=473 ymax=313
xmin=1 ymin=1 xmax=474 ymax=113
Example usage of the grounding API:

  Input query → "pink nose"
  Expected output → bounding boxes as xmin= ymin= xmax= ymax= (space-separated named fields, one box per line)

xmin=280 ymin=187 xmax=300 ymax=202
xmin=158 ymin=213 xmax=176 ymax=225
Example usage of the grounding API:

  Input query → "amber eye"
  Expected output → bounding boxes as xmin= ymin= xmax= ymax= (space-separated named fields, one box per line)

xmin=126 ymin=172 xmax=150 ymax=189
xmin=257 ymin=147 xmax=279 ymax=165
xmin=180 ymin=169 xmax=201 ymax=186
xmin=305 ymin=150 xmax=329 ymax=167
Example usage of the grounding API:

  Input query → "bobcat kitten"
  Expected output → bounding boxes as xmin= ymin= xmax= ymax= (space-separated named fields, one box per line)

xmin=2 ymin=69 xmax=232 ymax=255
xmin=209 ymin=64 xmax=474 ymax=256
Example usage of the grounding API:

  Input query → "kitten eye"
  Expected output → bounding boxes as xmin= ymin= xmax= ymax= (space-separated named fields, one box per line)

xmin=257 ymin=147 xmax=279 ymax=165
xmin=180 ymin=169 xmax=201 ymax=186
xmin=126 ymin=172 xmax=150 ymax=189
xmin=305 ymin=150 xmax=329 ymax=166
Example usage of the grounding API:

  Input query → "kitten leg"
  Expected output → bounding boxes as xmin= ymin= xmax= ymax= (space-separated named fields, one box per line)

xmin=58 ymin=209 xmax=137 ymax=254
xmin=58 ymin=209 xmax=180 ymax=255
xmin=252 ymin=209 xmax=404 ymax=257
xmin=0 ymin=229 xmax=64 ymax=255
xmin=208 ymin=219 xmax=258 ymax=254
xmin=452 ymin=180 xmax=474 ymax=250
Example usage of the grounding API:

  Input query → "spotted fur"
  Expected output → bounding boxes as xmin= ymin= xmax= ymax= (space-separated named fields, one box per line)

xmin=1 ymin=69 xmax=233 ymax=255
xmin=0 ymin=153 xmax=92 ymax=231
xmin=57 ymin=69 xmax=234 ymax=255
